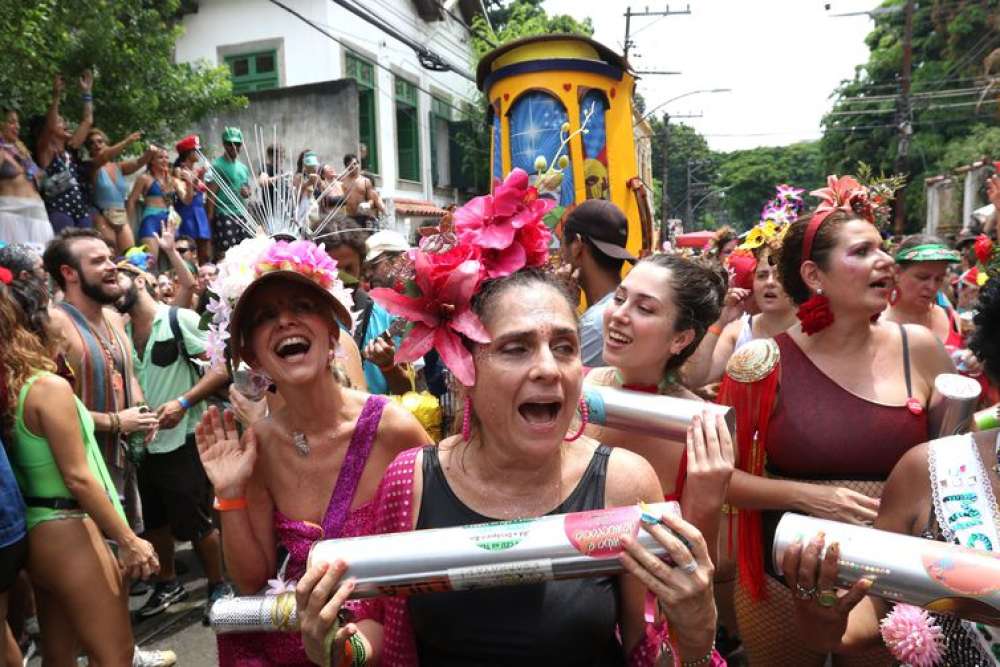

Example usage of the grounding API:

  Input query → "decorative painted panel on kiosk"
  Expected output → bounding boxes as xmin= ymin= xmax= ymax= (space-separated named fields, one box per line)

xmin=508 ymin=91 xmax=575 ymax=206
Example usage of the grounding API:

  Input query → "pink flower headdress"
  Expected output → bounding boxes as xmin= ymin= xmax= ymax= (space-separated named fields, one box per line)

xmin=371 ymin=168 xmax=554 ymax=386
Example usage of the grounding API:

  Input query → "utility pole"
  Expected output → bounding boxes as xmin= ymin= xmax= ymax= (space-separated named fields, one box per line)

xmin=623 ymin=4 xmax=691 ymax=60
xmin=893 ymin=0 xmax=915 ymax=236
xmin=686 ymin=158 xmax=694 ymax=230
xmin=661 ymin=114 xmax=671 ymax=242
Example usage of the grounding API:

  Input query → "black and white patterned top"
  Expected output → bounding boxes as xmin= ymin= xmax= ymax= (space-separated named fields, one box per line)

xmin=43 ymin=151 xmax=90 ymax=219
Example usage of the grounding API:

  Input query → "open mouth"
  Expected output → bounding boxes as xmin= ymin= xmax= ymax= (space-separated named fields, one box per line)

xmin=607 ymin=328 xmax=633 ymax=346
xmin=274 ymin=335 xmax=312 ymax=360
xmin=869 ymin=277 xmax=891 ymax=290
xmin=517 ymin=401 xmax=562 ymax=426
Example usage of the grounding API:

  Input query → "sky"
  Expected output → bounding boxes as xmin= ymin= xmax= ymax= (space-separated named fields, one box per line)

xmin=543 ymin=0 xmax=878 ymax=152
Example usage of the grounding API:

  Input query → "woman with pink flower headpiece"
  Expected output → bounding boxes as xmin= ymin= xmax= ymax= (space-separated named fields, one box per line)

xmin=784 ymin=275 xmax=1000 ymax=667
xmin=193 ymin=236 xmax=431 ymax=665
xmin=718 ymin=174 xmax=955 ymax=665
xmin=290 ymin=169 xmax=726 ymax=666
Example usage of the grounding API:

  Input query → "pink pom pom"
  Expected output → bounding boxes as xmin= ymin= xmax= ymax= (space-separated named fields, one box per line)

xmin=879 ymin=603 xmax=945 ymax=667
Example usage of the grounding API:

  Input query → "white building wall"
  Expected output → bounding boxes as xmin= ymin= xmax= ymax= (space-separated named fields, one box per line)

xmin=175 ymin=0 xmax=480 ymax=218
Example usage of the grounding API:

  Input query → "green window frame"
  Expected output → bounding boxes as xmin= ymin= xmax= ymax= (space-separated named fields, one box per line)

xmin=430 ymin=96 xmax=451 ymax=187
xmin=224 ymin=50 xmax=279 ymax=93
xmin=395 ymin=77 xmax=420 ymax=182
xmin=346 ymin=51 xmax=379 ymax=174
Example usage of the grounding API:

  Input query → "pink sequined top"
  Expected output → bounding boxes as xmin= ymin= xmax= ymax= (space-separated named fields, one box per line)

xmin=217 ymin=395 xmax=388 ymax=667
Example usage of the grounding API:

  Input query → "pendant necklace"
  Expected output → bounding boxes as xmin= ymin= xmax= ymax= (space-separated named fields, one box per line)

xmin=292 ymin=431 xmax=310 ymax=457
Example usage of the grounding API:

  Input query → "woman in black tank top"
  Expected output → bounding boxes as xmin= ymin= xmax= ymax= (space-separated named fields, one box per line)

xmin=295 ymin=270 xmax=724 ymax=666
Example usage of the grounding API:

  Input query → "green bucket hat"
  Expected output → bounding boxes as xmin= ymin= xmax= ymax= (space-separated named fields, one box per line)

xmin=894 ymin=243 xmax=961 ymax=264
xmin=222 ymin=127 xmax=244 ymax=144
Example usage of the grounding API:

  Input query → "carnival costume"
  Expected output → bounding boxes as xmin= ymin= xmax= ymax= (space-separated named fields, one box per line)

xmin=9 ymin=372 xmax=125 ymax=530
xmin=346 ymin=168 xmax=724 ymax=666
xmin=719 ymin=174 xmax=914 ymax=666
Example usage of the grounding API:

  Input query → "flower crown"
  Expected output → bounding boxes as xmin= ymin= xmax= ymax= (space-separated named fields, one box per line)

xmin=972 ymin=234 xmax=999 ymax=286
xmin=201 ymin=237 xmax=355 ymax=370
xmin=370 ymin=168 xmax=555 ymax=386
xmin=738 ymin=184 xmax=803 ymax=254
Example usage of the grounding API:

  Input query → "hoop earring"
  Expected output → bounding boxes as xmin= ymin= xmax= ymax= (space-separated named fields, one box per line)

xmin=563 ymin=396 xmax=589 ymax=442
xmin=461 ymin=396 xmax=472 ymax=442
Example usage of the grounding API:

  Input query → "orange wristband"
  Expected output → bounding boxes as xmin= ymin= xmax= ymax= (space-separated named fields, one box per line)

xmin=708 ymin=324 xmax=723 ymax=336
xmin=213 ymin=496 xmax=248 ymax=511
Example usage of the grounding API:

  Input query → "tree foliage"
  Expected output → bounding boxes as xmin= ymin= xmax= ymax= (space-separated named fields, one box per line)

xmin=820 ymin=0 xmax=1000 ymax=231
xmin=0 ymin=0 xmax=242 ymax=148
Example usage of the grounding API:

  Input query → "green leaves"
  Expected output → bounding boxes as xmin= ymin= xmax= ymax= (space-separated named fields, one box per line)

xmin=0 ymin=0 xmax=243 ymax=150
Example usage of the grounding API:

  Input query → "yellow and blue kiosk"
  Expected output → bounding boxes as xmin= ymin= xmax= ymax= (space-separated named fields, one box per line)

xmin=476 ymin=34 xmax=653 ymax=257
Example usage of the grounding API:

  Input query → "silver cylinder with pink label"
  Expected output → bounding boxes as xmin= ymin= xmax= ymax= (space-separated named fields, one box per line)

xmin=210 ymin=501 xmax=679 ymax=633
xmin=773 ymin=513 xmax=1000 ymax=625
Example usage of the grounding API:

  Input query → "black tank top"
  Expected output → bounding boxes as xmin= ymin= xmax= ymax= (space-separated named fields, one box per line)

xmin=407 ymin=445 xmax=626 ymax=666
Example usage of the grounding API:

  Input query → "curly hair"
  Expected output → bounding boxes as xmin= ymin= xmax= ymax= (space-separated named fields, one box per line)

xmin=0 ymin=283 xmax=57 ymax=443
xmin=969 ymin=279 xmax=1000 ymax=385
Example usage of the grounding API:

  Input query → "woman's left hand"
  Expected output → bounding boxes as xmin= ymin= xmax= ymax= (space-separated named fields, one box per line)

xmin=79 ymin=69 xmax=93 ymax=92
xmin=620 ymin=512 xmax=718 ymax=659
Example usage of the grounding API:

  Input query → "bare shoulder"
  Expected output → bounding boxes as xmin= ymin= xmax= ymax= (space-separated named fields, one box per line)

xmin=877 ymin=440 xmax=932 ymax=535
xmin=897 ymin=322 xmax=954 ymax=377
xmin=583 ymin=366 xmax=617 ymax=387
xmin=24 ymin=373 xmax=75 ymax=411
xmin=604 ymin=445 xmax=663 ymax=507
xmin=373 ymin=394 xmax=433 ymax=454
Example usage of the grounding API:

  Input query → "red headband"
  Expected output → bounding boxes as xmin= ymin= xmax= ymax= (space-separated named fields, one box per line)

xmin=801 ymin=175 xmax=873 ymax=261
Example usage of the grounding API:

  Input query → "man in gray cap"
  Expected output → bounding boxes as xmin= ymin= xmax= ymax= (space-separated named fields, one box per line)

xmin=560 ymin=200 xmax=636 ymax=367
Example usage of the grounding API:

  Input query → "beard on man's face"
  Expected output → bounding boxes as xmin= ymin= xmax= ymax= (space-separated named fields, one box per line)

xmin=78 ymin=269 xmax=123 ymax=305
xmin=114 ymin=282 xmax=139 ymax=314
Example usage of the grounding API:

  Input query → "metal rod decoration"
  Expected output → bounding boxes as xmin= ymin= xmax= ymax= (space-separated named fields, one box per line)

xmin=211 ymin=501 xmax=679 ymax=633
xmin=582 ymin=385 xmax=734 ymax=442
xmin=928 ymin=373 xmax=982 ymax=438
xmin=773 ymin=513 xmax=1000 ymax=625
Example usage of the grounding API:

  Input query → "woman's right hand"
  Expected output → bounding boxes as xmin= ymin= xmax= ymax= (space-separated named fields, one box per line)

xmin=781 ymin=532 xmax=872 ymax=653
xmin=718 ymin=287 xmax=751 ymax=326
xmin=296 ymin=560 xmax=360 ymax=666
xmin=195 ymin=406 xmax=257 ymax=499
xmin=118 ymin=534 xmax=160 ymax=581
xmin=805 ymin=486 xmax=880 ymax=525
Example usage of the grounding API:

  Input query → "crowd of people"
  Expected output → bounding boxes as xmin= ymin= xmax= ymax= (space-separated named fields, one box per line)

xmin=2 ymin=69 xmax=1000 ymax=667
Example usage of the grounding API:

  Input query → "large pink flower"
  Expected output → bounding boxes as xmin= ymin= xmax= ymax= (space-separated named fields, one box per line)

xmin=810 ymin=175 xmax=873 ymax=225
xmin=370 ymin=243 xmax=490 ymax=386
xmin=453 ymin=168 xmax=555 ymax=278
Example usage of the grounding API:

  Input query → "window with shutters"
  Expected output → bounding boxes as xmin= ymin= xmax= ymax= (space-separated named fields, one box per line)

xmin=430 ymin=96 xmax=451 ymax=187
xmin=225 ymin=51 xmax=279 ymax=93
xmin=345 ymin=52 xmax=379 ymax=174
xmin=395 ymin=77 xmax=420 ymax=182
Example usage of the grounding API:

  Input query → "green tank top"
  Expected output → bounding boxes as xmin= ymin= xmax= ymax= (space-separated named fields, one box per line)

xmin=10 ymin=373 xmax=125 ymax=530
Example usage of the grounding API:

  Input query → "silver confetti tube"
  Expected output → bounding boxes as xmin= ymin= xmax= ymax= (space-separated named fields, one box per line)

xmin=928 ymin=373 xmax=982 ymax=438
xmin=209 ymin=592 xmax=299 ymax=633
xmin=210 ymin=501 xmax=681 ymax=633
xmin=773 ymin=513 xmax=1000 ymax=625
xmin=582 ymin=385 xmax=734 ymax=442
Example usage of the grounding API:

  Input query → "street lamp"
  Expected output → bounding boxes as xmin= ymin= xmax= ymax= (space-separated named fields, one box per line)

xmin=638 ymin=88 xmax=732 ymax=235
xmin=639 ymin=88 xmax=732 ymax=124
